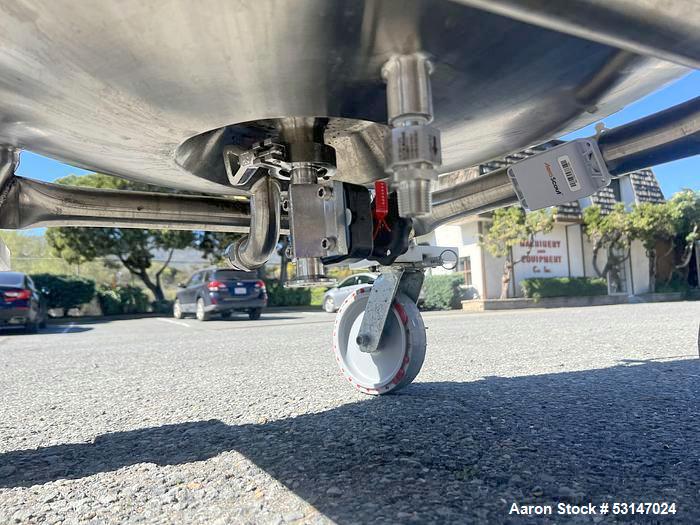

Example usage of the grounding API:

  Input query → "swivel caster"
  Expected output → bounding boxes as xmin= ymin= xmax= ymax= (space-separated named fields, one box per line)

xmin=333 ymin=287 xmax=426 ymax=395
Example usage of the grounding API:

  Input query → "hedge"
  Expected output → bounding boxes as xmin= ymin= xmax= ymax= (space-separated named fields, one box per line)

xmin=656 ymin=274 xmax=690 ymax=294
xmin=96 ymin=285 xmax=150 ymax=315
xmin=422 ymin=274 xmax=464 ymax=310
xmin=264 ymin=280 xmax=311 ymax=306
xmin=30 ymin=274 xmax=96 ymax=311
xmin=520 ymin=277 xmax=607 ymax=299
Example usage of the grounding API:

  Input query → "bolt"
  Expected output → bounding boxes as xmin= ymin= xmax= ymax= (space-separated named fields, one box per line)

xmin=356 ymin=334 xmax=371 ymax=347
xmin=318 ymin=186 xmax=333 ymax=200
xmin=321 ymin=237 xmax=336 ymax=251
xmin=285 ymin=247 xmax=294 ymax=259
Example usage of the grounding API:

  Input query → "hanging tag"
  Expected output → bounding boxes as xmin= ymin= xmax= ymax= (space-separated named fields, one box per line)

xmin=373 ymin=180 xmax=391 ymax=238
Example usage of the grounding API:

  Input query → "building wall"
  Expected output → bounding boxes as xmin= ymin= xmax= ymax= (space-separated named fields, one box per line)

xmin=565 ymin=224 xmax=585 ymax=277
xmin=482 ymin=242 xmax=506 ymax=299
xmin=629 ymin=240 xmax=650 ymax=294
xmin=0 ymin=237 xmax=10 ymax=271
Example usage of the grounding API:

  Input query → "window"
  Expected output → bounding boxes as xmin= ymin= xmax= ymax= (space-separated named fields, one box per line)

xmin=338 ymin=276 xmax=357 ymax=288
xmin=188 ymin=272 xmax=204 ymax=287
xmin=610 ymin=178 xmax=622 ymax=202
xmin=459 ymin=256 xmax=472 ymax=286
xmin=356 ymin=275 xmax=375 ymax=285
xmin=0 ymin=272 xmax=23 ymax=287
xmin=214 ymin=270 xmax=256 ymax=281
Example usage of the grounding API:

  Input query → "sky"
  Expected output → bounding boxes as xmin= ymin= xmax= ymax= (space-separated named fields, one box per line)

xmin=14 ymin=71 xmax=700 ymax=196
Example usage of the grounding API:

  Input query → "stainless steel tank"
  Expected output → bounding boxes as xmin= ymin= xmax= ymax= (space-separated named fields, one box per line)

xmin=0 ymin=0 xmax=689 ymax=194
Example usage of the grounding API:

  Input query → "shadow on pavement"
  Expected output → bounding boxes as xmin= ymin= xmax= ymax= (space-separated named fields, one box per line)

xmin=1 ymin=358 xmax=699 ymax=522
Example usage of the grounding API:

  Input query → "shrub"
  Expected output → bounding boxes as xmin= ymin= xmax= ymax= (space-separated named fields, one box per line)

xmin=520 ymin=277 xmax=607 ymax=299
xmin=264 ymin=280 xmax=311 ymax=306
xmin=422 ymin=274 xmax=464 ymax=310
xmin=96 ymin=285 xmax=150 ymax=315
xmin=656 ymin=274 xmax=690 ymax=294
xmin=30 ymin=274 xmax=96 ymax=312
xmin=96 ymin=287 xmax=122 ymax=316
xmin=151 ymin=299 xmax=174 ymax=314
xmin=310 ymin=287 xmax=328 ymax=306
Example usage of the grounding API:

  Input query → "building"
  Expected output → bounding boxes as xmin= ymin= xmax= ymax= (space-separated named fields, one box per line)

xmin=421 ymin=142 xmax=665 ymax=299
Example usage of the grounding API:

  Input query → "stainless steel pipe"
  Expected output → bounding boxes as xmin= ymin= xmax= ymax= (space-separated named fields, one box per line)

xmin=225 ymin=177 xmax=281 ymax=271
xmin=0 ymin=176 xmax=259 ymax=232
xmin=414 ymin=167 xmax=517 ymax=235
xmin=598 ymin=95 xmax=700 ymax=176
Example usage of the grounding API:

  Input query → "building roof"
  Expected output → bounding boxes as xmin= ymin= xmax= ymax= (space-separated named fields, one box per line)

xmin=478 ymin=140 xmax=665 ymax=221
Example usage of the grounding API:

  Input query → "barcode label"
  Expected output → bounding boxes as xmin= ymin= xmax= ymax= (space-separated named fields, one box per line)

xmin=557 ymin=155 xmax=581 ymax=191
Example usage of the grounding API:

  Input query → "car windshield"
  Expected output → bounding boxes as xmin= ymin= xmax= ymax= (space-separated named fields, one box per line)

xmin=0 ymin=273 xmax=23 ymax=287
xmin=213 ymin=270 xmax=257 ymax=281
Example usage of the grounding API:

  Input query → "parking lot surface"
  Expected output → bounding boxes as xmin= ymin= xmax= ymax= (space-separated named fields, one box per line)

xmin=0 ymin=302 xmax=699 ymax=524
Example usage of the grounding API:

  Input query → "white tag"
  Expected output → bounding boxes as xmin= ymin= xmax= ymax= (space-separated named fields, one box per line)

xmin=557 ymin=155 xmax=581 ymax=192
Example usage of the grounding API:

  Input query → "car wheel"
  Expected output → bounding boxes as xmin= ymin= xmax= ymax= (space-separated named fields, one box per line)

xmin=220 ymin=311 xmax=231 ymax=319
xmin=323 ymin=296 xmax=335 ymax=313
xmin=248 ymin=308 xmax=262 ymax=320
xmin=195 ymin=299 xmax=210 ymax=321
xmin=173 ymin=300 xmax=184 ymax=319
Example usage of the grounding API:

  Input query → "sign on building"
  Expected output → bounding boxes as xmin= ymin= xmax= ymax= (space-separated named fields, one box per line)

xmin=512 ymin=230 xmax=569 ymax=282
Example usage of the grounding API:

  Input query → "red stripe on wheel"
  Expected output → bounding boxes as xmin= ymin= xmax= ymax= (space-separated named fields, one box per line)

xmin=394 ymin=302 xmax=408 ymax=325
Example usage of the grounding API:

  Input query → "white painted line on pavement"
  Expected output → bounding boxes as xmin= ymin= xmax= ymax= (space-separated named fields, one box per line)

xmin=62 ymin=322 xmax=75 ymax=334
xmin=156 ymin=318 xmax=191 ymax=328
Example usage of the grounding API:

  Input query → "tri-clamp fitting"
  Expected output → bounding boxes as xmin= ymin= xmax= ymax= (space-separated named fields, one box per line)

xmin=382 ymin=54 xmax=442 ymax=218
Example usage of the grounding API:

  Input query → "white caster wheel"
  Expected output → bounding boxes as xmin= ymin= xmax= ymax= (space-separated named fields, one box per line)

xmin=333 ymin=287 xmax=426 ymax=395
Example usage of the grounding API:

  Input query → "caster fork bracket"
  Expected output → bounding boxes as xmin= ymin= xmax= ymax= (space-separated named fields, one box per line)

xmin=356 ymin=268 xmax=425 ymax=354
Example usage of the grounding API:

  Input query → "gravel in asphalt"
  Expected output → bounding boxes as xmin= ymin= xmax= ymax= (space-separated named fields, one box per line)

xmin=0 ymin=302 xmax=698 ymax=524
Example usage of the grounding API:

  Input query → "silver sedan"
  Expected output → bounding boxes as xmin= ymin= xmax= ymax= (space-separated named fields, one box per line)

xmin=321 ymin=273 xmax=377 ymax=313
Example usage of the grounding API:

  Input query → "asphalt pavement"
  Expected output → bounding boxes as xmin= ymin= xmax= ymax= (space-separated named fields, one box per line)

xmin=0 ymin=302 xmax=699 ymax=524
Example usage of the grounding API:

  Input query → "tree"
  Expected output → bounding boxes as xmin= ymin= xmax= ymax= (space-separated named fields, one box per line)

xmin=665 ymin=190 xmax=700 ymax=285
xmin=276 ymin=236 xmax=290 ymax=284
xmin=46 ymin=174 xmax=195 ymax=303
xmin=628 ymin=202 xmax=676 ymax=293
xmin=582 ymin=203 xmax=633 ymax=292
xmin=480 ymin=206 xmax=554 ymax=299
xmin=195 ymin=231 xmax=241 ymax=263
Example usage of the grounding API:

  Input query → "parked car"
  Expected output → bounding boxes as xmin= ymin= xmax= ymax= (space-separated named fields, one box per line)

xmin=0 ymin=271 xmax=48 ymax=333
xmin=174 ymin=268 xmax=267 ymax=321
xmin=322 ymin=273 xmax=377 ymax=313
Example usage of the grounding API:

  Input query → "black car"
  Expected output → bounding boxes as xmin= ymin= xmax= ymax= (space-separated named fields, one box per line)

xmin=174 ymin=268 xmax=267 ymax=321
xmin=0 ymin=271 xmax=48 ymax=333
